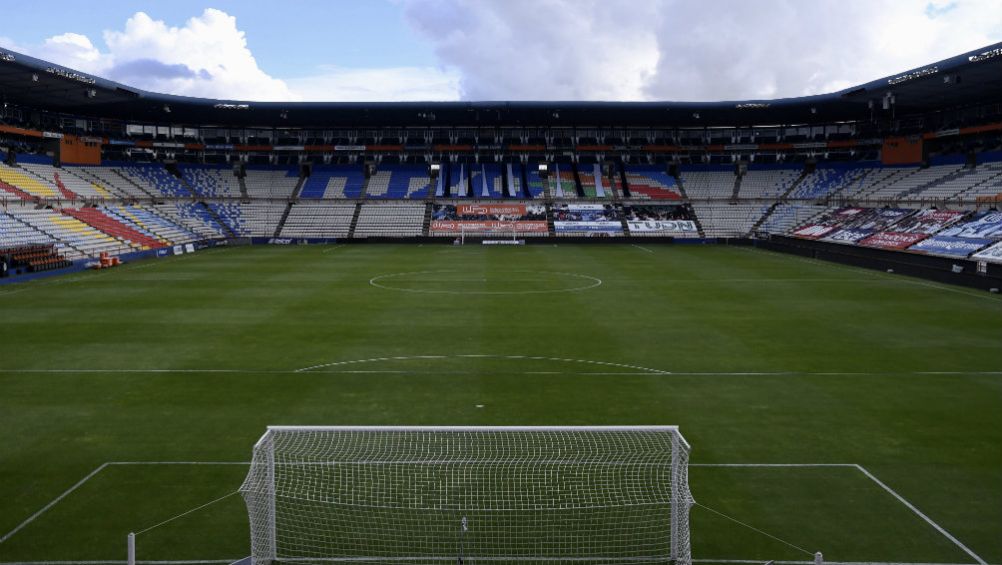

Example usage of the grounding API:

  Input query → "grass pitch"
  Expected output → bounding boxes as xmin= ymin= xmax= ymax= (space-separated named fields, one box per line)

xmin=0 ymin=243 xmax=999 ymax=564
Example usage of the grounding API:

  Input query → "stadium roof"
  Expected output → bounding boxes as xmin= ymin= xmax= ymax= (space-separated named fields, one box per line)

xmin=1 ymin=43 xmax=1001 ymax=129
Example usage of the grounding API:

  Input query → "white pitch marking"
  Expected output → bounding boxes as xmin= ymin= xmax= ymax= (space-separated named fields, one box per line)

xmin=691 ymin=463 xmax=858 ymax=467
xmin=631 ymin=244 xmax=655 ymax=253
xmin=1 ymin=368 xmax=999 ymax=377
xmin=0 ymin=461 xmax=249 ymax=545
xmin=296 ymin=354 xmax=670 ymax=375
xmin=107 ymin=461 xmax=250 ymax=466
xmin=0 ymin=463 xmax=109 ymax=544
xmin=853 ymin=465 xmax=987 ymax=565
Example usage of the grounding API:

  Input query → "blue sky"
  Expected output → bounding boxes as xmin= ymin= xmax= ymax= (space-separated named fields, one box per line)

xmin=0 ymin=0 xmax=439 ymax=76
xmin=1 ymin=1 xmax=999 ymax=102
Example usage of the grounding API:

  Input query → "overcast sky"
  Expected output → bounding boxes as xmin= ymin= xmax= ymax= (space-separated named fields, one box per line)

xmin=1 ymin=0 xmax=1000 ymax=102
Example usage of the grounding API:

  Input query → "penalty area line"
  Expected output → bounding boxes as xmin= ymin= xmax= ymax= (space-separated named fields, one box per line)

xmin=0 ymin=463 xmax=109 ymax=544
xmin=853 ymin=465 xmax=987 ymax=565
xmin=0 ymin=462 xmax=247 ymax=546
xmin=691 ymin=462 xmax=987 ymax=565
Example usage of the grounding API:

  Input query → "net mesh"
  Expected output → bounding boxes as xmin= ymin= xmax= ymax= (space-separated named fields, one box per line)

xmin=240 ymin=427 xmax=691 ymax=565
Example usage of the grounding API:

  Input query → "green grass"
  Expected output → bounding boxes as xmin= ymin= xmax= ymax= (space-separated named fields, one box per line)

xmin=0 ymin=243 xmax=1000 ymax=563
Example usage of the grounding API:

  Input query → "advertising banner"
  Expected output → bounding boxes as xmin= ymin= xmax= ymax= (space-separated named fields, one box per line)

xmin=887 ymin=209 xmax=966 ymax=234
xmin=627 ymin=220 xmax=698 ymax=234
xmin=858 ymin=231 xmax=928 ymax=250
xmin=792 ymin=224 xmax=837 ymax=239
xmin=822 ymin=228 xmax=874 ymax=243
xmin=456 ymin=204 xmax=526 ymax=216
xmin=937 ymin=211 xmax=1002 ymax=240
xmin=554 ymin=221 xmax=623 ymax=231
xmin=971 ymin=241 xmax=1002 ymax=263
xmin=431 ymin=221 xmax=549 ymax=233
xmin=909 ymin=236 xmax=993 ymax=257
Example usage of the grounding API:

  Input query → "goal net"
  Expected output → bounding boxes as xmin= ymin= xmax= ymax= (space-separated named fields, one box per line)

xmin=240 ymin=426 xmax=692 ymax=565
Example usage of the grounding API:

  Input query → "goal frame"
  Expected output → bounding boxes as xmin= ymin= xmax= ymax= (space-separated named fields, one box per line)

xmin=246 ymin=425 xmax=692 ymax=565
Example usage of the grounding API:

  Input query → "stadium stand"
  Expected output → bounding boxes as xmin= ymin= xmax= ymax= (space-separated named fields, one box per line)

xmin=118 ymin=164 xmax=193 ymax=198
xmin=244 ymin=168 xmax=301 ymax=199
xmin=152 ymin=203 xmax=229 ymax=239
xmin=524 ymin=166 xmax=547 ymax=199
xmin=71 ymin=166 xmax=153 ymax=199
xmin=578 ymin=164 xmax=611 ymax=198
xmin=549 ymin=167 xmax=578 ymax=199
xmin=680 ymin=170 xmax=735 ymax=199
xmin=182 ymin=165 xmax=242 ymax=198
xmin=365 ymin=165 xmax=431 ymax=199
xmin=758 ymin=203 xmax=828 ymax=235
xmin=476 ymin=164 xmax=506 ymax=199
xmin=790 ymin=164 xmax=872 ymax=199
xmin=208 ymin=202 xmax=289 ymax=237
xmin=691 ymin=202 xmax=772 ymax=238
xmin=738 ymin=168 xmax=801 ymax=199
xmin=353 ymin=203 xmax=426 ymax=237
xmin=300 ymin=165 xmax=365 ymax=199
xmin=905 ymin=161 xmax=1002 ymax=202
xmin=623 ymin=165 xmax=684 ymax=200
xmin=279 ymin=202 xmax=356 ymax=238
xmin=104 ymin=205 xmax=202 ymax=245
xmin=0 ymin=208 xmax=59 ymax=249
xmin=62 ymin=207 xmax=165 ymax=249
xmin=854 ymin=165 xmax=961 ymax=200
xmin=8 ymin=207 xmax=134 ymax=258
xmin=0 ymin=162 xmax=60 ymax=199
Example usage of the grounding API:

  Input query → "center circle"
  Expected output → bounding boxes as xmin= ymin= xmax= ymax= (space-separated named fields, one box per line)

xmin=369 ymin=270 xmax=602 ymax=295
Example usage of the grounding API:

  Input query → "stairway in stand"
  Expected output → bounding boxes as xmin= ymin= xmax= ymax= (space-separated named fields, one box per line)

xmin=347 ymin=203 xmax=363 ymax=238
xmin=201 ymin=202 xmax=237 ymax=238
xmin=422 ymin=202 xmax=433 ymax=236
xmin=749 ymin=170 xmax=811 ymax=235
xmin=273 ymin=203 xmax=294 ymax=237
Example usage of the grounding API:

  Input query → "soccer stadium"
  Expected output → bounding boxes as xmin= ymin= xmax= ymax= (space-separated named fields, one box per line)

xmin=0 ymin=4 xmax=1001 ymax=565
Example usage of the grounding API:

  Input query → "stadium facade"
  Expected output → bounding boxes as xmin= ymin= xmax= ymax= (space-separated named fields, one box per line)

xmin=1 ymin=42 xmax=1001 ymax=289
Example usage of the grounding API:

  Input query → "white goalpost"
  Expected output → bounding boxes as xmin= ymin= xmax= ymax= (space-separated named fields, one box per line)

xmin=240 ymin=426 xmax=693 ymax=565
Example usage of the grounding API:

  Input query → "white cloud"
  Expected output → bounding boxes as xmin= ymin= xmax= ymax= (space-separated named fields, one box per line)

xmin=0 ymin=9 xmax=457 ymax=102
xmin=404 ymin=0 xmax=662 ymax=101
xmin=403 ymin=0 xmax=1002 ymax=101
xmin=286 ymin=66 xmax=461 ymax=102
xmin=0 ymin=9 xmax=295 ymax=101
